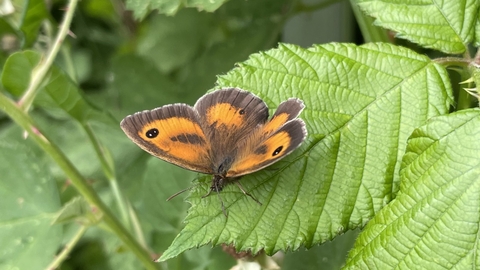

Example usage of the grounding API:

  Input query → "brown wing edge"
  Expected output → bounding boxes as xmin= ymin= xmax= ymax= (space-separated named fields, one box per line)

xmin=272 ymin=98 xmax=305 ymax=122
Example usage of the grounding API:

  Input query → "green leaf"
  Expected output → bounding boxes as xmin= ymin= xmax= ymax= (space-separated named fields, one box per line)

xmin=344 ymin=109 xmax=480 ymax=269
xmin=357 ymin=0 xmax=478 ymax=54
xmin=159 ymin=43 xmax=453 ymax=260
xmin=0 ymin=140 xmax=62 ymax=269
xmin=126 ymin=0 xmax=227 ymax=19
xmin=1 ymin=50 xmax=104 ymax=122
xmin=63 ymin=225 xmax=140 ymax=269
xmin=52 ymin=197 xmax=100 ymax=225
xmin=475 ymin=15 xmax=480 ymax=47
xmin=20 ymin=0 xmax=51 ymax=48
xmin=136 ymin=9 xmax=212 ymax=73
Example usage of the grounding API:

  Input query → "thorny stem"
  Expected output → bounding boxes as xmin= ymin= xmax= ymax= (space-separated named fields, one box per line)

xmin=19 ymin=2 xmax=78 ymax=111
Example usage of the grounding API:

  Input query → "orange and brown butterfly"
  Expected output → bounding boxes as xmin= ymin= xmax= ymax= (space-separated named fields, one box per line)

xmin=120 ymin=88 xmax=307 ymax=215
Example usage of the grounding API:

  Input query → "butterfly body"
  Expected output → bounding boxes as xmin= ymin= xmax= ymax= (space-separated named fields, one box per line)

xmin=121 ymin=88 xmax=307 ymax=210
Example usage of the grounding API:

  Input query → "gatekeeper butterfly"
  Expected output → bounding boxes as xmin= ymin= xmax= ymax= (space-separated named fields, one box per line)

xmin=120 ymin=88 xmax=307 ymax=215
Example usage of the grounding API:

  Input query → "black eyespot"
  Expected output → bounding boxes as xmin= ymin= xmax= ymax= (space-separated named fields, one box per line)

xmin=146 ymin=128 xmax=159 ymax=138
xmin=272 ymin=146 xmax=283 ymax=156
xmin=239 ymin=109 xmax=245 ymax=115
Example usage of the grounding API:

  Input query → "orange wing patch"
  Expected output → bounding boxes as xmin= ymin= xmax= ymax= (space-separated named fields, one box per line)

xmin=262 ymin=112 xmax=289 ymax=135
xmin=205 ymin=103 xmax=245 ymax=128
xmin=227 ymin=130 xmax=292 ymax=177
xmin=139 ymin=117 xmax=209 ymax=164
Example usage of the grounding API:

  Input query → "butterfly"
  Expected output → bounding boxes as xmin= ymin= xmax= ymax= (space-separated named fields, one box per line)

xmin=120 ymin=88 xmax=307 ymax=215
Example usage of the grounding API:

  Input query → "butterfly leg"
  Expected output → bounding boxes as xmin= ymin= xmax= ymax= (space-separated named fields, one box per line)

xmin=203 ymin=175 xmax=228 ymax=217
xmin=215 ymin=188 xmax=228 ymax=217
xmin=234 ymin=181 xmax=262 ymax=205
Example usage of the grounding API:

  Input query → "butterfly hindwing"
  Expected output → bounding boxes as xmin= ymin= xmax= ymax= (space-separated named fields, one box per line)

xmin=227 ymin=98 xmax=307 ymax=177
xmin=262 ymin=98 xmax=305 ymax=135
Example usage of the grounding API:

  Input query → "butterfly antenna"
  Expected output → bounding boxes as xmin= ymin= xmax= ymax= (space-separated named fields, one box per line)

xmin=168 ymin=175 xmax=206 ymax=201
xmin=166 ymin=184 xmax=197 ymax=201
xmin=234 ymin=181 xmax=262 ymax=205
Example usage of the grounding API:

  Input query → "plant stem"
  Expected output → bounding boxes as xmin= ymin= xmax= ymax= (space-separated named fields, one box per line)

xmin=83 ymin=123 xmax=133 ymax=233
xmin=434 ymin=57 xmax=470 ymax=67
xmin=129 ymin=201 xmax=149 ymax=249
xmin=45 ymin=225 xmax=88 ymax=270
xmin=19 ymin=0 xmax=78 ymax=111
xmin=0 ymin=93 xmax=160 ymax=270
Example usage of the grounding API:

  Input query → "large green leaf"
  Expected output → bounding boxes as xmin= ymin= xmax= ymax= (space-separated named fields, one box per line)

xmin=158 ymin=43 xmax=453 ymax=260
xmin=126 ymin=0 xmax=228 ymax=19
xmin=345 ymin=109 xmax=480 ymax=269
xmin=357 ymin=0 xmax=478 ymax=54
xmin=0 ymin=140 xmax=62 ymax=269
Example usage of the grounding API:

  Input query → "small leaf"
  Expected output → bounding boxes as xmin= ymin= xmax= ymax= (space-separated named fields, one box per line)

xmin=2 ymin=50 xmax=104 ymax=123
xmin=20 ymin=0 xmax=51 ymax=48
xmin=126 ymin=0 xmax=227 ymax=19
xmin=159 ymin=43 xmax=453 ymax=260
xmin=357 ymin=0 xmax=478 ymax=54
xmin=345 ymin=109 xmax=480 ymax=269
xmin=52 ymin=197 xmax=100 ymax=225
xmin=0 ymin=140 xmax=62 ymax=269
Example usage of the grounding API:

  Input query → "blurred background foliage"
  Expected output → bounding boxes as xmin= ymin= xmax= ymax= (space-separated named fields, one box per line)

xmin=0 ymin=0 xmax=417 ymax=269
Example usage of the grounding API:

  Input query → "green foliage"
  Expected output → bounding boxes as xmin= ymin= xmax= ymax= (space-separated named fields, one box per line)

xmin=160 ymin=42 xmax=453 ymax=260
xmin=2 ymin=51 xmax=105 ymax=122
xmin=0 ymin=0 xmax=479 ymax=269
xmin=357 ymin=0 xmax=478 ymax=53
xmin=0 ymin=141 xmax=62 ymax=269
xmin=126 ymin=0 xmax=228 ymax=19
xmin=345 ymin=109 xmax=480 ymax=268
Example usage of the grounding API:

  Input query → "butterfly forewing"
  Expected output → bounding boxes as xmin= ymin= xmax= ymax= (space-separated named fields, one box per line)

xmin=120 ymin=104 xmax=214 ymax=174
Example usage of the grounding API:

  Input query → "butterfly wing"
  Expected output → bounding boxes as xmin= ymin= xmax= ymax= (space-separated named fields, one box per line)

xmin=226 ymin=98 xmax=307 ymax=177
xmin=194 ymin=88 xmax=269 ymax=169
xmin=120 ymin=104 xmax=214 ymax=174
